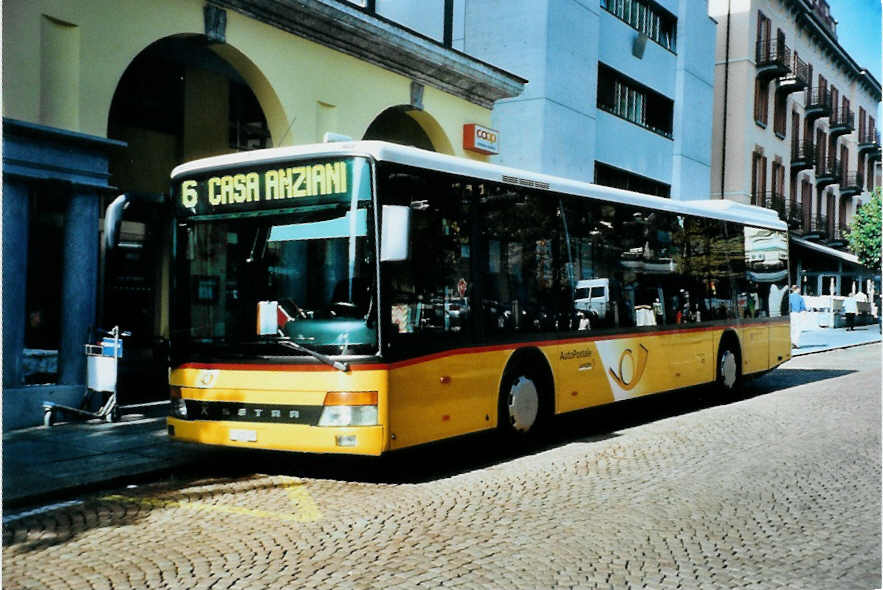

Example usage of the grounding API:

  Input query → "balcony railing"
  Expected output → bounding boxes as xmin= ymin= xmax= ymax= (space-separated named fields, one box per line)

xmin=787 ymin=202 xmax=804 ymax=231
xmin=810 ymin=0 xmax=837 ymax=37
xmin=858 ymin=129 xmax=881 ymax=154
xmin=816 ymin=156 xmax=841 ymax=186
xmin=791 ymin=139 xmax=815 ymax=169
xmin=756 ymin=39 xmax=791 ymax=81
xmin=811 ymin=214 xmax=829 ymax=235
xmin=777 ymin=55 xmax=809 ymax=93
xmin=804 ymin=87 xmax=832 ymax=118
xmin=840 ymin=172 xmax=862 ymax=196
xmin=763 ymin=192 xmax=787 ymax=221
xmin=829 ymin=107 xmax=855 ymax=136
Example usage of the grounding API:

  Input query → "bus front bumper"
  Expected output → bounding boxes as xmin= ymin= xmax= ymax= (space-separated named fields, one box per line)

xmin=167 ymin=417 xmax=386 ymax=456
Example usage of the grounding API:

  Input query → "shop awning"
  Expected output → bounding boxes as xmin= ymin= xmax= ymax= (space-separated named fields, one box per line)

xmin=790 ymin=236 xmax=860 ymax=265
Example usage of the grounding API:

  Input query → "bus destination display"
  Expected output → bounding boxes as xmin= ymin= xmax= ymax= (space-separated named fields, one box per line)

xmin=176 ymin=159 xmax=355 ymax=215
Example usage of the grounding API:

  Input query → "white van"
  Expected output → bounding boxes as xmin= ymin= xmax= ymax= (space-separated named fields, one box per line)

xmin=574 ymin=278 xmax=609 ymax=320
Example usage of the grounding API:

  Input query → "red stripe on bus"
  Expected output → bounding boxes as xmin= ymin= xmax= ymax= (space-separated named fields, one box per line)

xmin=176 ymin=320 xmax=787 ymax=373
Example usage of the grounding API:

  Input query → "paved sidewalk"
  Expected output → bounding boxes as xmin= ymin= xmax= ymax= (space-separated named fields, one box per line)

xmin=3 ymin=323 xmax=880 ymax=510
xmin=792 ymin=323 xmax=882 ymax=356
xmin=2 ymin=405 xmax=216 ymax=508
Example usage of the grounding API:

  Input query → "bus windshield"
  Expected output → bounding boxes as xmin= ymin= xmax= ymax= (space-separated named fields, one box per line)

xmin=172 ymin=157 xmax=376 ymax=359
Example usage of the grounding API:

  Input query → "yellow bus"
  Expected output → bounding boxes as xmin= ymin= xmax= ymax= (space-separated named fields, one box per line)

xmin=165 ymin=140 xmax=791 ymax=455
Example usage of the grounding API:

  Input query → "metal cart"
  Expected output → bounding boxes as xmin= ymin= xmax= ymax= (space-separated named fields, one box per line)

xmin=42 ymin=326 xmax=130 ymax=427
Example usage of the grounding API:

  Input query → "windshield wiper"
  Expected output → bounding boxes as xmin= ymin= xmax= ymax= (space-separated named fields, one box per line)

xmin=276 ymin=332 xmax=349 ymax=372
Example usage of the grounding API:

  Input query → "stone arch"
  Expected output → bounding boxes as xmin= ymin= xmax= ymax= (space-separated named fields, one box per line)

xmin=103 ymin=33 xmax=287 ymax=400
xmin=363 ymin=106 xmax=455 ymax=154
xmin=210 ymin=43 xmax=288 ymax=147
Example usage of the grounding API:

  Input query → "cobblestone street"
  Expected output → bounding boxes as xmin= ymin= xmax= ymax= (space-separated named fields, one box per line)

xmin=4 ymin=344 xmax=880 ymax=589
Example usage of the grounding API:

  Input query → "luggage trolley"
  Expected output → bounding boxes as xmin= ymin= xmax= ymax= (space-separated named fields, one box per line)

xmin=42 ymin=326 xmax=130 ymax=427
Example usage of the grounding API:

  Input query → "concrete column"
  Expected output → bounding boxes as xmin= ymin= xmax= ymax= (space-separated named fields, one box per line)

xmin=58 ymin=191 xmax=99 ymax=385
xmin=2 ymin=180 xmax=30 ymax=387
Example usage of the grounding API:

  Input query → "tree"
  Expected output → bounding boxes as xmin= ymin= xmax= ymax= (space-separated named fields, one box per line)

xmin=846 ymin=187 xmax=882 ymax=271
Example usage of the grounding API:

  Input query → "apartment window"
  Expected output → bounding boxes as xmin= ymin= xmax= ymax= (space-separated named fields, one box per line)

xmin=858 ymin=151 xmax=865 ymax=190
xmin=597 ymin=64 xmax=673 ymax=138
xmin=773 ymin=92 xmax=787 ymax=137
xmin=751 ymin=151 xmax=767 ymax=205
xmin=756 ymin=11 xmax=771 ymax=62
xmin=600 ymin=0 xmax=677 ymax=52
xmin=754 ymin=78 xmax=769 ymax=126
xmin=791 ymin=110 xmax=801 ymax=152
xmin=772 ymin=161 xmax=785 ymax=197
xmin=804 ymin=117 xmax=814 ymax=149
xmin=859 ymin=106 xmax=866 ymax=138
xmin=594 ymin=162 xmax=670 ymax=197
xmin=801 ymin=178 xmax=812 ymax=228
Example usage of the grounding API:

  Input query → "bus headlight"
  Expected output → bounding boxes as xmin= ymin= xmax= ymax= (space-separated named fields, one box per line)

xmin=170 ymin=386 xmax=188 ymax=419
xmin=318 ymin=391 xmax=378 ymax=426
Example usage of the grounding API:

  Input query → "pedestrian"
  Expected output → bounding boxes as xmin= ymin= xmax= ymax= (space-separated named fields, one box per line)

xmin=789 ymin=285 xmax=806 ymax=348
xmin=844 ymin=292 xmax=858 ymax=331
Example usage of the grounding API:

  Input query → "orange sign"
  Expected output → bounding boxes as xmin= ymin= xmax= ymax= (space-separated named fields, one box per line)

xmin=463 ymin=124 xmax=499 ymax=155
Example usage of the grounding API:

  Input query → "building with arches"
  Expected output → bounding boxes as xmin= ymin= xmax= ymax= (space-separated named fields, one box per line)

xmin=2 ymin=0 xmax=525 ymax=428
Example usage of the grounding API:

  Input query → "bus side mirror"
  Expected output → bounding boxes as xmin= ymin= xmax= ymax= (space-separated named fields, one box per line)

xmin=380 ymin=205 xmax=410 ymax=262
xmin=104 ymin=194 xmax=131 ymax=250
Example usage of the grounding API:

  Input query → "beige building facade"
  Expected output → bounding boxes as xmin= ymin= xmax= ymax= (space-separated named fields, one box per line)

xmin=2 ymin=0 xmax=525 ymax=428
xmin=708 ymin=0 xmax=880 ymax=242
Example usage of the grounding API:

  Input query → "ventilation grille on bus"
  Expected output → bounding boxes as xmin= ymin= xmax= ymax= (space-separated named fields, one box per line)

xmin=502 ymin=175 xmax=550 ymax=191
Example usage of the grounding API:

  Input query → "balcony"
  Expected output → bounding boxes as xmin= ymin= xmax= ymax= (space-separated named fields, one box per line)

xmin=840 ymin=172 xmax=862 ymax=197
xmin=787 ymin=202 xmax=805 ymax=232
xmin=829 ymin=222 xmax=849 ymax=245
xmin=776 ymin=55 xmax=809 ymax=96
xmin=815 ymin=156 xmax=841 ymax=188
xmin=810 ymin=0 xmax=837 ymax=38
xmin=791 ymin=139 xmax=815 ymax=171
xmin=829 ymin=107 xmax=854 ymax=138
xmin=804 ymin=87 xmax=832 ymax=122
xmin=858 ymin=129 xmax=881 ymax=156
xmin=756 ymin=39 xmax=791 ymax=82
xmin=762 ymin=192 xmax=787 ymax=222
xmin=811 ymin=214 xmax=829 ymax=238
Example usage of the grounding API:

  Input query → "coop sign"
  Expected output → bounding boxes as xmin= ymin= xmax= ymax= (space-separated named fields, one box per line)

xmin=463 ymin=123 xmax=499 ymax=155
xmin=178 ymin=160 xmax=350 ymax=213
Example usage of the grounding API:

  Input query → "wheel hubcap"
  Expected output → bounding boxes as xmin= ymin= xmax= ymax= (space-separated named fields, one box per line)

xmin=508 ymin=376 xmax=539 ymax=432
xmin=720 ymin=350 xmax=737 ymax=390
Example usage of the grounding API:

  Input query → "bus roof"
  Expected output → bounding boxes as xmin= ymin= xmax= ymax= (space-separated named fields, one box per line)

xmin=171 ymin=141 xmax=787 ymax=231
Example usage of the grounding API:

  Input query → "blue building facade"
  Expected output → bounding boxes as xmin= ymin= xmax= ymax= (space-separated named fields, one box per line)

xmin=463 ymin=0 xmax=716 ymax=199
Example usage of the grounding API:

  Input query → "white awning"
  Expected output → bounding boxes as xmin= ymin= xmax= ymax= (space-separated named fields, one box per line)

xmin=791 ymin=236 xmax=860 ymax=265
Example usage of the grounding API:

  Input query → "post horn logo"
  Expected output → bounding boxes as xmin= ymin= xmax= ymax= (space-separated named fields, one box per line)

xmin=608 ymin=344 xmax=649 ymax=391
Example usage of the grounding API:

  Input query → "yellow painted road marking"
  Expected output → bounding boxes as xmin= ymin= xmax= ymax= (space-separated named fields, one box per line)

xmin=100 ymin=479 xmax=322 ymax=523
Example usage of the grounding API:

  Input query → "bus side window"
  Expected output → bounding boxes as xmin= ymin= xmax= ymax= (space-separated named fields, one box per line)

xmin=481 ymin=186 xmax=558 ymax=336
xmin=386 ymin=172 xmax=472 ymax=340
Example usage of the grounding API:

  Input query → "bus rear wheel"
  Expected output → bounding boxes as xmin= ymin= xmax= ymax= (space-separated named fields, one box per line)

xmin=498 ymin=366 xmax=547 ymax=437
xmin=716 ymin=341 xmax=742 ymax=398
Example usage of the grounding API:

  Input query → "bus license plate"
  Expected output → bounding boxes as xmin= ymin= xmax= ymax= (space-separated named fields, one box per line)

xmin=229 ymin=428 xmax=257 ymax=442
